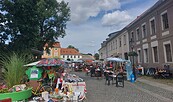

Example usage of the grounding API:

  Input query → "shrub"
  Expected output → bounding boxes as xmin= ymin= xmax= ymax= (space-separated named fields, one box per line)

xmin=0 ymin=52 xmax=31 ymax=88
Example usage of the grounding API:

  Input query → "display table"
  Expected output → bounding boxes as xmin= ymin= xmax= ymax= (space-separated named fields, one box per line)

xmin=0 ymin=88 xmax=32 ymax=101
xmin=63 ymin=82 xmax=86 ymax=101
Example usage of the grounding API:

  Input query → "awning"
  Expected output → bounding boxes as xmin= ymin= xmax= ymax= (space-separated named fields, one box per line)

xmin=24 ymin=61 xmax=40 ymax=67
xmin=24 ymin=58 xmax=64 ymax=67
xmin=36 ymin=58 xmax=64 ymax=67
xmin=106 ymin=57 xmax=127 ymax=62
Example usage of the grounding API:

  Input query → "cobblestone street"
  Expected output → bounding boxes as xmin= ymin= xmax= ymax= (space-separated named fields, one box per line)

xmin=72 ymin=71 xmax=173 ymax=102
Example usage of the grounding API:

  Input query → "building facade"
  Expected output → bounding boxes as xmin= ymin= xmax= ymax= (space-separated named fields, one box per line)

xmin=99 ymin=0 xmax=173 ymax=70
xmin=98 ymin=41 xmax=107 ymax=60
xmin=128 ymin=0 xmax=173 ymax=69
xmin=99 ymin=29 xmax=129 ymax=61
xmin=42 ymin=42 xmax=82 ymax=61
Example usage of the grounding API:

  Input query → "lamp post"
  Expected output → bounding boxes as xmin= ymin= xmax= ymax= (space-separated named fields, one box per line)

xmin=131 ymin=46 xmax=136 ymax=80
xmin=129 ymin=40 xmax=136 ymax=81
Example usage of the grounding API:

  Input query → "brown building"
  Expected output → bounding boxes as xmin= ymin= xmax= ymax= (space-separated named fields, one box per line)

xmin=128 ymin=0 xmax=173 ymax=70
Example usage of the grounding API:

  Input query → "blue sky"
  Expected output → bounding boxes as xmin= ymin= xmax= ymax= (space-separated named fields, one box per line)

xmin=58 ymin=0 xmax=158 ymax=54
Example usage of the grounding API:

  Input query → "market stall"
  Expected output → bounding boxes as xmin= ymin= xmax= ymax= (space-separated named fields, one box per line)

xmin=62 ymin=74 xmax=86 ymax=101
xmin=24 ymin=58 xmax=65 ymax=96
xmin=24 ymin=59 xmax=87 ymax=101
xmin=33 ymin=74 xmax=87 ymax=101
xmin=106 ymin=57 xmax=133 ymax=81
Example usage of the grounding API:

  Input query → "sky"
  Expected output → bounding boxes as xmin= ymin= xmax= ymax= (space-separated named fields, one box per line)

xmin=58 ymin=0 xmax=158 ymax=54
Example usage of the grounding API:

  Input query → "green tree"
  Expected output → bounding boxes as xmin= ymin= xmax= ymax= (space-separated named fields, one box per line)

xmin=67 ymin=45 xmax=79 ymax=52
xmin=0 ymin=6 xmax=7 ymax=50
xmin=0 ymin=0 xmax=70 ymax=52
xmin=128 ymin=51 xmax=138 ymax=56
xmin=94 ymin=53 xmax=99 ymax=60
xmin=87 ymin=53 xmax=92 ymax=56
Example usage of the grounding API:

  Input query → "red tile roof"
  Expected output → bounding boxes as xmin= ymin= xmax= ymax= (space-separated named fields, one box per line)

xmin=53 ymin=42 xmax=61 ymax=48
xmin=44 ymin=42 xmax=61 ymax=48
xmin=60 ymin=48 xmax=80 ymax=55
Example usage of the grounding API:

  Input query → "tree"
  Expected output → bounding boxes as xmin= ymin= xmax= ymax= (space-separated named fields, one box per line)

xmin=128 ymin=51 xmax=138 ymax=57
xmin=94 ymin=53 xmax=99 ymax=60
xmin=0 ymin=0 xmax=70 ymax=52
xmin=67 ymin=45 xmax=79 ymax=52
xmin=0 ymin=5 xmax=7 ymax=50
xmin=87 ymin=53 xmax=92 ymax=56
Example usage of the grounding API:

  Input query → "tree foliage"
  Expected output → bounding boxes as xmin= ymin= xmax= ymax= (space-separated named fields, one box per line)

xmin=128 ymin=51 xmax=138 ymax=56
xmin=67 ymin=45 xmax=79 ymax=52
xmin=0 ymin=0 xmax=70 ymax=52
xmin=94 ymin=53 xmax=99 ymax=60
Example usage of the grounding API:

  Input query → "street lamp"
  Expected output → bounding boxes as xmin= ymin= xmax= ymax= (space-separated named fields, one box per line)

xmin=129 ymin=40 xmax=136 ymax=80
xmin=131 ymin=46 xmax=136 ymax=80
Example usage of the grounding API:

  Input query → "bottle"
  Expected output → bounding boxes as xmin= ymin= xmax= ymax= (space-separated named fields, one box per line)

xmin=55 ymin=88 xmax=59 ymax=95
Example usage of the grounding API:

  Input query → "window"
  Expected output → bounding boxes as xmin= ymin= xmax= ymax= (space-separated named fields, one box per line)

xmin=164 ymin=44 xmax=172 ymax=62
xmin=48 ymin=49 xmax=51 ymax=56
xmin=144 ymin=49 xmax=148 ymax=63
xmin=131 ymin=32 xmax=134 ymax=42
xmin=109 ymin=43 xmax=111 ymax=51
xmin=78 ymin=55 xmax=80 ymax=58
xmin=124 ymin=35 xmax=126 ymax=45
xmin=152 ymin=46 xmax=158 ymax=62
xmin=136 ymin=28 xmax=140 ymax=41
xmin=161 ymin=12 xmax=169 ymax=30
xmin=150 ymin=19 xmax=156 ymax=35
xmin=142 ymin=24 xmax=146 ymax=38
xmin=111 ymin=42 xmax=113 ymax=50
xmin=54 ymin=52 xmax=58 ymax=56
xmin=138 ymin=50 xmax=142 ymax=63
xmin=115 ymin=40 xmax=117 ymax=49
xmin=74 ymin=56 xmax=76 ymax=58
xmin=124 ymin=53 xmax=128 ymax=60
xmin=119 ymin=38 xmax=121 ymax=47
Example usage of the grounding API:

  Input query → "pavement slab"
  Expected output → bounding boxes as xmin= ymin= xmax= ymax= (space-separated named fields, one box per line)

xmin=71 ymin=71 xmax=173 ymax=102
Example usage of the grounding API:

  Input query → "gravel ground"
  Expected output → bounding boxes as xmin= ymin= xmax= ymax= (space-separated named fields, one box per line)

xmin=71 ymin=71 xmax=173 ymax=102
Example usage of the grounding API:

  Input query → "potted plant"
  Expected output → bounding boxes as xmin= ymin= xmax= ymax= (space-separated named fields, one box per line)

xmin=0 ymin=52 xmax=32 ymax=101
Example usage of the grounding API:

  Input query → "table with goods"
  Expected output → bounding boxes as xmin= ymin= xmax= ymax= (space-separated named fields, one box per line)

xmin=29 ymin=73 xmax=87 ymax=102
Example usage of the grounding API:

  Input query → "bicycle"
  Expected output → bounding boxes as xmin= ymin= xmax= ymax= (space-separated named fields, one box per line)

xmin=31 ymin=79 xmax=53 ymax=96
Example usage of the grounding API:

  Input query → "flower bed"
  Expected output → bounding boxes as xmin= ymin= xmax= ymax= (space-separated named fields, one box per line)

xmin=0 ymin=88 xmax=32 ymax=101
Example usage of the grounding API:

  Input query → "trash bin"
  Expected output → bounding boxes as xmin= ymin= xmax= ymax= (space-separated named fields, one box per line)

xmin=130 ymin=73 xmax=135 ymax=83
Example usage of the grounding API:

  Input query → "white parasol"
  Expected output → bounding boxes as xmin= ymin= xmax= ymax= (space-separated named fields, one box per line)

xmin=106 ymin=57 xmax=126 ymax=62
xmin=24 ymin=61 xmax=40 ymax=67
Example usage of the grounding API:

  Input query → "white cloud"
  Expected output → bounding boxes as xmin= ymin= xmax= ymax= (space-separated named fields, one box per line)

xmin=57 ymin=0 xmax=121 ymax=24
xmin=101 ymin=10 xmax=132 ymax=28
xmin=57 ymin=0 xmax=158 ymax=54
xmin=59 ymin=22 xmax=112 ymax=54
xmin=98 ymin=0 xmax=120 ymax=11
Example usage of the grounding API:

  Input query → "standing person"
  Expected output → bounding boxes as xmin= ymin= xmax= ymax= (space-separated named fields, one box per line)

xmin=90 ymin=65 xmax=95 ymax=77
xmin=56 ymin=76 xmax=63 ymax=90
xmin=71 ymin=62 xmax=74 ymax=71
